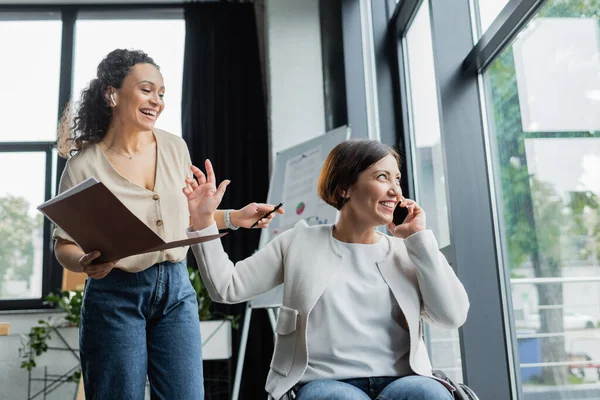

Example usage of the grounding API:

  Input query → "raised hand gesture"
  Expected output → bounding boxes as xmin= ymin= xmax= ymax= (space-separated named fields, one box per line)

xmin=182 ymin=159 xmax=230 ymax=230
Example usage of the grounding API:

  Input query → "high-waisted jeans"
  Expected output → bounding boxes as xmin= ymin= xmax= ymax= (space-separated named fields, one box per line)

xmin=80 ymin=261 xmax=204 ymax=400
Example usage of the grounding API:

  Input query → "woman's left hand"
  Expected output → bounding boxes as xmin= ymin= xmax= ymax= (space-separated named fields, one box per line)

xmin=183 ymin=159 xmax=230 ymax=230
xmin=231 ymin=203 xmax=285 ymax=229
xmin=387 ymin=198 xmax=426 ymax=239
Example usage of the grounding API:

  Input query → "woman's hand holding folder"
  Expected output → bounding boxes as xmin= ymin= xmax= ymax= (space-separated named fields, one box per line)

xmin=79 ymin=250 xmax=120 ymax=279
xmin=54 ymin=238 xmax=119 ymax=280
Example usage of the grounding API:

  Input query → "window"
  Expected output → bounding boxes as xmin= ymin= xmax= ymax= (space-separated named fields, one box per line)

xmin=483 ymin=0 xmax=600 ymax=395
xmin=0 ymin=153 xmax=48 ymax=300
xmin=0 ymin=18 xmax=62 ymax=142
xmin=476 ymin=0 xmax=511 ymax=35
xmin=402 ymin=0 xmax=461 ymax=382
xmin=403 ymin=0 xmax=451 ymax=249
xmin=73 ymin=14 xmax=185 ymax=137
xmin=0 ymin=14 xmax=61 ymax=302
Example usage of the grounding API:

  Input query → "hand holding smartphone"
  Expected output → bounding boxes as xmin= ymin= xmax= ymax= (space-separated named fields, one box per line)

xmin=393 ymin=203 xmax=409 ymax=226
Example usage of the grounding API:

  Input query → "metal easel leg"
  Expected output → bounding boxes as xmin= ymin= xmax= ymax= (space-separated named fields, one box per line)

xmin=231 ymin=304 xmax=252 ymax=400
xmin=266 ymin=308 xmax=278 ymax=338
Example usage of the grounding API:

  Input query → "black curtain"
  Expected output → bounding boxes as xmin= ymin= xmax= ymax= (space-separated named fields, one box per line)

xmin=182 ymin=3 xmax=273 ymax=399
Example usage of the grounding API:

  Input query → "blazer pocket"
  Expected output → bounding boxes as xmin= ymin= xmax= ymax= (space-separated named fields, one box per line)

xmin=270 ymin=306 xmax=299 ymax=377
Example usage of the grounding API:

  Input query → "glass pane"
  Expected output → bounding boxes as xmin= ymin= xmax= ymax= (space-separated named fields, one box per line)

xmin=403 ymin=0 xmax=461 ymax=382
xmin=0 ymin=153 xmax=46 ymax=300
xmin=427 ymin=325 xmax=463 ymax=382
xmin=72 ymin=18 xmax=185 ymax=137
xmin=484 ymin=0 xmax=600 ymax=397
xmin=404 ymin=0 xmax=451 ymax=248
xmin=477 ymin=0 xmax=511 ymax=34
xmin=0 ymin=19 xmax=62 ymax=142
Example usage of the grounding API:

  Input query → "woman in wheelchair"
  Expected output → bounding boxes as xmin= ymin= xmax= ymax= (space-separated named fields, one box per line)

xmin=184 ymin=139 xmax=469 ymax=400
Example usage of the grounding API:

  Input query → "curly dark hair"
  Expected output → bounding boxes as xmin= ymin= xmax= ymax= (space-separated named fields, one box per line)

xmin=57 ymin=49 xmax=159 ymax=157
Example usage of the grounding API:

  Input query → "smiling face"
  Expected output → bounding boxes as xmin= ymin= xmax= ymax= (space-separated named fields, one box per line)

xmin=110 ymin=63 xmax=165 ymax=131
xmin=343 ymin=154 xmax=403 ymax=226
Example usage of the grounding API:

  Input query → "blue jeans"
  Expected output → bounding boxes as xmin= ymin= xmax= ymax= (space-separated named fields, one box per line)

xmin=80 ymin=261 xmax=204 ymax=400
xmin=295 ymin=376 xmax=453 ymax=400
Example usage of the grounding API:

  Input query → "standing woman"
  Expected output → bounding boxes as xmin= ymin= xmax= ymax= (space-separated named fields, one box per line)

xmin=184 ymin=139 xmax=469 ymax=400
xmin=54 ymin=49 xmax=279 ymax=399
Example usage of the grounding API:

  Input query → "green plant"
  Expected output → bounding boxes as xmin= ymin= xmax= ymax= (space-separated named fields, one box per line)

xmin=188 ymin=267 xmax=239 ymax=329
xmin=19 ymin=290 xmax=82 ymax=375
xmin=19 ymin=319 xmax=53 ymax=371
xmin=189 ymin=266 xmax=213 ymax=321
xmin=45 ymin=290 xmax=82 ymax=327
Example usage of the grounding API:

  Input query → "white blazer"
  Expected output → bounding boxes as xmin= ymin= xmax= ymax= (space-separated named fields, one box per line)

xmin=191 ymin=221 xmax=469 ymax=400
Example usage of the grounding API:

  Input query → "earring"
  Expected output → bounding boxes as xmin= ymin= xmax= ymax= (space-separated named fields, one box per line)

xmin=110 ymin=93 xmax=116 ymax=106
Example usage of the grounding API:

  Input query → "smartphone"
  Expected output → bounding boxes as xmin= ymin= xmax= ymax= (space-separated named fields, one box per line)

xmin=393 ymin=204 xmax=409 ymax=225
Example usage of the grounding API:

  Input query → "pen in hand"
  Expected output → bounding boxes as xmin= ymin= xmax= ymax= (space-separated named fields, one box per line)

xmin=251 ymin=202 xmax=284 ymax=228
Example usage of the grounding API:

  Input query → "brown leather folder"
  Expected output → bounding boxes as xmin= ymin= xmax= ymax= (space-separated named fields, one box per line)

xmin=38 ymin=177 xmax=226 ymax=263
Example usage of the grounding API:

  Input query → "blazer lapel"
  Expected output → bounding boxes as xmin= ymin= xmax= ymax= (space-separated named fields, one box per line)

xmin=376 ymin=237 xmax=426 ymax=372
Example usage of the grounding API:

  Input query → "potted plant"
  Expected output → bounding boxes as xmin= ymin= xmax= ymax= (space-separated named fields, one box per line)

xmin=19 ymin=290 xmax=82 ymax=382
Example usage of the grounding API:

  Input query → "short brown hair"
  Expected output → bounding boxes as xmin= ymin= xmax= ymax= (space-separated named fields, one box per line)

xmin=318 ymin=139 xmax=401 ymax=210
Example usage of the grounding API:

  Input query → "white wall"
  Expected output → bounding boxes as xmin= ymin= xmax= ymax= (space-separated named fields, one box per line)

xmin=264 ymin=0 xmax=326 ymax=166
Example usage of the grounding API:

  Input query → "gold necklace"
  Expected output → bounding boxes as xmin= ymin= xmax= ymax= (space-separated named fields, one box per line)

xmin=103 ymin=141 xmax=143 ymax=160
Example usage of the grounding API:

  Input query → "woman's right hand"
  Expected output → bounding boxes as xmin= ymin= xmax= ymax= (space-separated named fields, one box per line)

xmin=183 ymin=159 xmax=230 ymax=230
xmin=78 ymin=251 xmax=117 ymax=279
